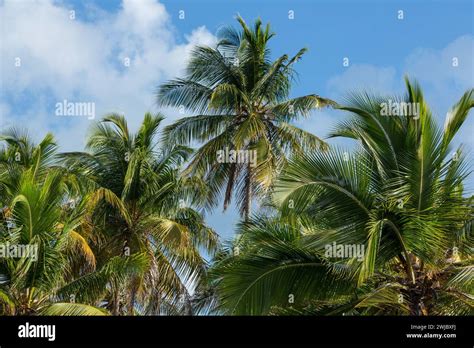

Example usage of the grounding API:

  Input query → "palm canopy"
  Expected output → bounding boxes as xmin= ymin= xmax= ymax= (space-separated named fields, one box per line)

xmin=210 ymin=78 xmax=474 ymax=315
xmin=0 ymin=132 xmax=115 ymax=315
xmin=60 ymin=113 xmax=219 ymax=315
xmin=0 ymin=129 xmax=58 ymax=203
xmin=157 ymin=16 xmax=335 ymax=218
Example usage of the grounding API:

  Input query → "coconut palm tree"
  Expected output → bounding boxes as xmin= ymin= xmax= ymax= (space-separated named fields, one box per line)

xmin=0 ymin=129 xmax=58 ymax=203
xmin=60 ymin=113 xmax=218 ymax=315
xmin=157 ymin=16 xmax=335 ymax=220
xmin=210 ymin=78 xmax=474 ymax=315
xmin=0 ymin=170 xmax=150 ymax=315
xmin=0 ymin=132 xmax=121 ymax=315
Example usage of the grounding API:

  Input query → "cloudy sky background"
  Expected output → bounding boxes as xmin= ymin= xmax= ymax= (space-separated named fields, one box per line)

xmin=1 ymin=0 xmax=473 ymax=241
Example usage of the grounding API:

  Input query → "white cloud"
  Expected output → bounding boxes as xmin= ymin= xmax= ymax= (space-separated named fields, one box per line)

xmin=325 ymin=35 xmax=473 ymax=109
xmin=327 ymin=64 xmax=399 ymax=98
xmin=324 ymin=36 xmax=473 ymax=151
xmin=403 ymin=35 xmax=474 ymax=152
xmin=318 ymin=36 xmax=474 ymax=193
xmin=0 ymin=0 xmax=216 ymax=150
xmin=404 ymin=35 xmax=473 ymax=92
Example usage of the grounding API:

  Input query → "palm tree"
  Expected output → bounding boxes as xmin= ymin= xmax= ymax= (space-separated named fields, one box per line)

xmin=0 ymin=169 xmax=150 ymax=316
xmin=157 ymin=16 xmax=335 ymax=219
xmin=0 ymin=129 xmax=58 ymax=204
xmin=210 ymin=78 xmax=474 ymax=315
xmin=61 ymin=113 xmax=218 ymax=315
xmin=0 ymin=132 xmax=116 ymax=315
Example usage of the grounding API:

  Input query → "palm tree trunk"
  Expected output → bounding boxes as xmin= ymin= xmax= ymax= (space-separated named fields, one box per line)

xmin=185 ymin=294 xmax=193 ymax=316
xmin=244 ymin=162 xmax=252 ymax=221
xmin=223 ymin=163 xmax=237 ymax=211
xmin=112 ymin=285 xmax=119 ymax=315
xmin=128 ymin=280 xmax=137 ymax=316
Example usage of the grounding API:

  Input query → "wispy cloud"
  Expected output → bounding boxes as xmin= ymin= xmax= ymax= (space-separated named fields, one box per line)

xmin=327 ymin=64 xmax=398 ymax=98
xmin=300 ymin=35 xmax=474 ymax=171
xmin=0 ymin=0 xmax=216 ymax=150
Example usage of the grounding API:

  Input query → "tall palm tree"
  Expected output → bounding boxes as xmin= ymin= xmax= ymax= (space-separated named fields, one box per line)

xmin=0 ymin=129 xmax=58 ymax=203
xmin=0 ymin=169 xmax=150 ymax=316
xmin=210 ymin=78 xmax=473 ymax=315
xmin=61 ymin=113 xmax=218 ymax=315
xmin=157 ymin=16 xmax=335 ymax=219
xmin=0 ymin=132 xmax=120 ymax=315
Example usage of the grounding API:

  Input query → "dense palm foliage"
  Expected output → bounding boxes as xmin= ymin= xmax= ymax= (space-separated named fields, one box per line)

xmin=210 ymin=79 xmax=474 ymax=315
xmin=0 ymin=115 xmax=218 ymax=315
xmin=157 ymin=17 xmax=335 ymax=219
xmin=60 ymin=113 xmax=218 ymax=315
xmin=1 ymin=16 xmax=472 ymax=317
xmin=0 ymin=130 xmax=112 ymax=315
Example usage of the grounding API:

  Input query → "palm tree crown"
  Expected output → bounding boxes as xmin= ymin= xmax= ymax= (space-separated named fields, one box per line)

xmin=210 ymin=79 xmax=473 ymax=315
xmin=59 ymin=113 xmax=219 ymax=315
xmin=157 ymin=16 xmax=335 ymax=219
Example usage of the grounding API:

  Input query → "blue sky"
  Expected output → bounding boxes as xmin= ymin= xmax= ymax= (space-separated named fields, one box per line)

xmin=1 ymin=0 xmax=473 ymax=241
